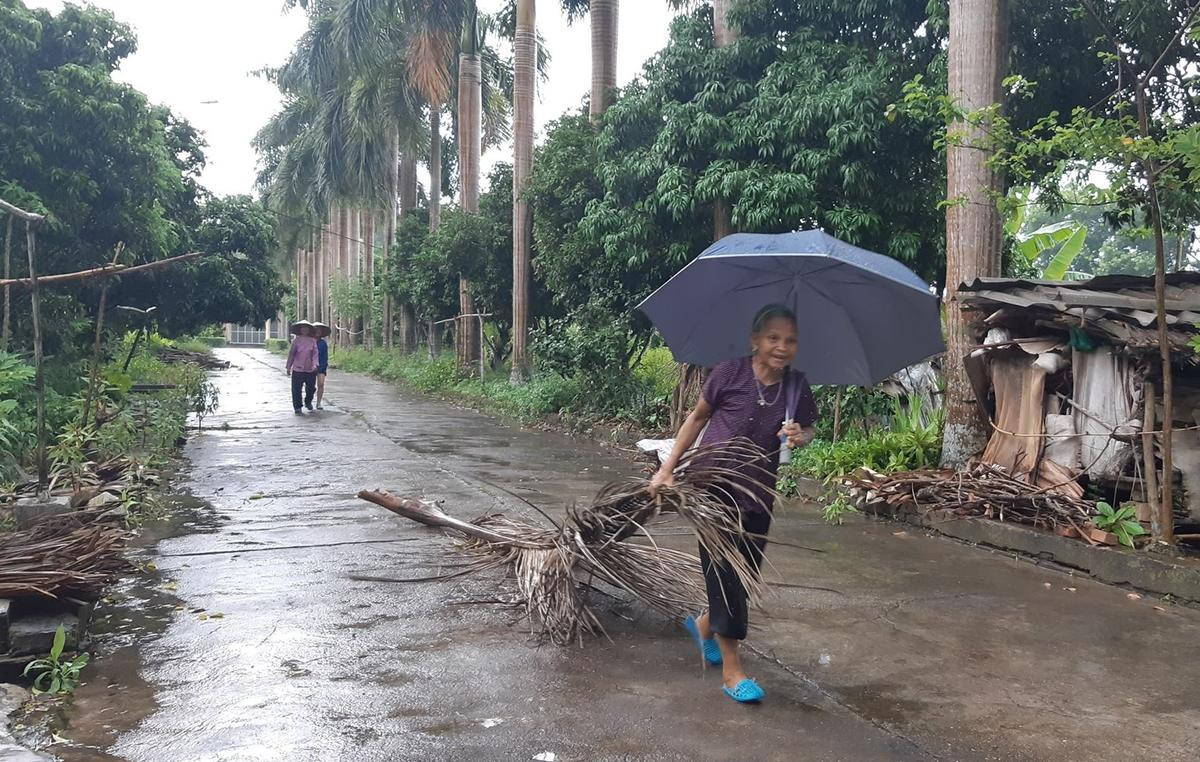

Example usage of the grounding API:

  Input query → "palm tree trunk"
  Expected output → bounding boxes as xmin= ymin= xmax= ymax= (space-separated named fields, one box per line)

xmin=399 ymin=153 xmax=419 ymax=353
xmin=383 ymin=132 xmax=399 ymax=348
xmin=942 ymin=0 xmax=1008 ymax=467
xmin=510 ymin=0 xmax=536 ymax=384
xmin=295 ymin=248 xmax=303 ymax=324
xmin=429 ymin=110 xmax=442 ymax=231
xmin=458 ymin=45 xmax=483 ymax=376
xmin=364 ymin=211 xmax=375 ymax=350
xmin=589 ymin=0 xmax=618 ymax=121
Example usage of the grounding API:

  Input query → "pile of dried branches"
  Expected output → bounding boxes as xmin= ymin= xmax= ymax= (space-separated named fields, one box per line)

xmin=845 ymin=463 xmax=1094 ymax=531
xmin=158 ymin=348 xmax=229 ymax=370
xmin=359 ymin=440 xmax=777 ymax=645
xmin=0 ymin=508 xmax=129 ymax=599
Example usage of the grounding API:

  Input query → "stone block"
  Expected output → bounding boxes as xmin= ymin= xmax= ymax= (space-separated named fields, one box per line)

xmin=11 ymin=497 xmax=72 ymax=530
xmin=5 ymin=614 xmax=79 ymax=657
xmin=0 ymin=600 xmax=8 ymax=653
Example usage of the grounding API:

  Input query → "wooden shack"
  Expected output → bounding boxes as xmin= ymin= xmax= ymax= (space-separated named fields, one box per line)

xmin=956 ymin=273 xmax=1200 ymax=539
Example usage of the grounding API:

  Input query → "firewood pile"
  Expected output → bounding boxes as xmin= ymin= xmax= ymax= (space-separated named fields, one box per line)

xmin=158 ymin=348 xmax=229 ymax=370
xmin=359 ymin=440 xmax=776 ymax=646
xmin=845 ymin=463 xmax=1095 ymax=532
xmin=0 ymin=507 xmax=129 ymax=600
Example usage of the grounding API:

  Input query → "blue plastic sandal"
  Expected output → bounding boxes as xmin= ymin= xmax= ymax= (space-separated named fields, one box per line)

xmin=684 ymin=615 xmax=722 ymax=666
xmin=723 ymin=678 xmax=765 ymax=704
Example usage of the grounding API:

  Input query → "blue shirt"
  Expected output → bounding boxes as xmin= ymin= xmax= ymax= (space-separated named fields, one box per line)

xmin=316 ymin=338 xmax=329 ymax=372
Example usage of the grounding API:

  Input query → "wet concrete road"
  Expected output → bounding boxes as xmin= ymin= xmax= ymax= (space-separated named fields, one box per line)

xmin=51 ymin=348 xmax=1200 ymax=761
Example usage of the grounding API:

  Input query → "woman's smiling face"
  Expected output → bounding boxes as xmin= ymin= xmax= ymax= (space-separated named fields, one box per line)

xmin=751 ymin=316 xmax=798 ymax=372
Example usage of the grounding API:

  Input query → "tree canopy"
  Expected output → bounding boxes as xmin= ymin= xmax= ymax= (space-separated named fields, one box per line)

xmin=0 ymin=0 xmax=283 ymax=345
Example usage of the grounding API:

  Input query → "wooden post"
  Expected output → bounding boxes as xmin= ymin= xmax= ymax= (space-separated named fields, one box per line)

xmin=2 ymin=215 xmax=11 ymax=350
xmin=1143 ymin=383 xmax=1163 ymax=542
xmin=833 ymin=388 xmax=843 ymax=443
xmin=81 ymin=244 xmax=124 ymax=430
xmin=25 ymin=220 xmax=47 ymax=493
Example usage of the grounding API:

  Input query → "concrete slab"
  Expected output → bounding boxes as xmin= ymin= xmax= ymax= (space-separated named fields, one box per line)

xmin=11 ymin=498 xmax=71 ymax=530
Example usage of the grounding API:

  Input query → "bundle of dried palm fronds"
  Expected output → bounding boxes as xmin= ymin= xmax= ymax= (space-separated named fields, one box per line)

xmin=845 ymin=463 xmax=1094 ymax=531
xmin=359 ymin=440 xmax=779 ymax=645
xmin=0 ymin=507 xmax=129 ymax=599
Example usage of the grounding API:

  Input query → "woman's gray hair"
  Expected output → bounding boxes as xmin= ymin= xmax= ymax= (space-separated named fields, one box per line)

xmin=751 ymin=304 xmax=797 ymax=334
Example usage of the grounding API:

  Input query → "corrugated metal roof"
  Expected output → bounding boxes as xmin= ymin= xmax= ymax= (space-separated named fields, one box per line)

xmin=956 ymin=273 xmax=1200 ymax=353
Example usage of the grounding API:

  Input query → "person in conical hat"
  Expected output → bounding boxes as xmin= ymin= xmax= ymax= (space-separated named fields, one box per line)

xmin=286 ymin=320 xmax=319 ymax=414
xmin=311 ymin=322 xmax=331 ymax=410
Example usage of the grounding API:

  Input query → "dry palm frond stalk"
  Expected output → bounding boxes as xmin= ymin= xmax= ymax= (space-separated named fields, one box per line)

xmin=0 ymin=507 xmax=129 ymax=599
xmin=845 ymin=463 xmax=1094 ymax=532
xmin=358 ymin=440 xmax=780 ymax=646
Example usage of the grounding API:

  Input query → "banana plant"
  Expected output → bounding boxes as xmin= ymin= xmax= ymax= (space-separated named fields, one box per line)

xmin=1005 ymin=186 xmax=1088 ymax=280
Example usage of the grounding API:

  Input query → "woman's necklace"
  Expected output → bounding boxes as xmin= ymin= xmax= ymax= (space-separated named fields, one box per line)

xmin=753 ymin=364 xmax=784 ymax=407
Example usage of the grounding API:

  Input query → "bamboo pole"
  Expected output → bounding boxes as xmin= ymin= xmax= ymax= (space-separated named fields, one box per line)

xmin=1137 ymin=79 xmax=1175 ymax=544
xmin=0 ymin=251 xmax=203 ymax=289
xmin=81 ymin=244 xmax=124 ymax=430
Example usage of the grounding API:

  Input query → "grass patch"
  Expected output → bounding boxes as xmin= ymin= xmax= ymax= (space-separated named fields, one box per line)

xmin=332 ymin=347 xmax=584 ymax=424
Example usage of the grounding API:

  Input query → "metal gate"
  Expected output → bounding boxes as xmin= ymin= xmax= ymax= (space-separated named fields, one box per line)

xmin=229 ymin=324 xmax=266 ymax=345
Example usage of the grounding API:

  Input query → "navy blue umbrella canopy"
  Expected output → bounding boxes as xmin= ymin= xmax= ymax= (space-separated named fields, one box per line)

xmin=637 ymin=230 xmax=944 ymax=386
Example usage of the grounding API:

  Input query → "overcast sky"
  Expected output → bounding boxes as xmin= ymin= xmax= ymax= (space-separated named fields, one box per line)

xmin=30 ymin=1 xmax=677 ymax=198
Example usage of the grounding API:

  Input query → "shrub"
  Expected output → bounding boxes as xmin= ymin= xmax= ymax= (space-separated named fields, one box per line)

xmin=779 ymin=397 xmax=943 ymax=506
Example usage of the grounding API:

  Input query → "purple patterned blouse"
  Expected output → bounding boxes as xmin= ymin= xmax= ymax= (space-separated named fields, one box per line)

xmin=698 ymin=356 xmax=818 ymax=512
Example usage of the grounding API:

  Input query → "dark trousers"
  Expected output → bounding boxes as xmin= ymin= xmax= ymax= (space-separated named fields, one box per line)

xmin=700 ymin=509 xmax=771 ymax=641
xmin=291 ymin=371 xmax=316 ymax=410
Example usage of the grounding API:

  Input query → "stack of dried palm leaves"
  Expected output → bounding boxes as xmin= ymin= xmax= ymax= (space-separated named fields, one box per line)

xmin=845 ymin=463 xmax=1094 ymax=531
xmin=158 ymin=348 xmax=230 ymax=370
xmin=359 ymin=440 xmax=777 ymax=645
xmin=0 ymin=507 xmax=129 ymax=599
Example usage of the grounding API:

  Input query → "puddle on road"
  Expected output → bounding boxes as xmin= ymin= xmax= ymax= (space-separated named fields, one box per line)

xmin=27 ymin=495 xmax=221 ymax=762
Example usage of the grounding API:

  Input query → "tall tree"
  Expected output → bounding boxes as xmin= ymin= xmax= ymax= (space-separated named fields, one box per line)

xmin=511 ymin=0 xmax=536 ymax=382
xmin=941 ymin=0 xmax=1009 ymax=466
xmin=561 ymin=0 xmax=619 ymax=121
xmin=457 ymin=4 xmax=483 ymax=374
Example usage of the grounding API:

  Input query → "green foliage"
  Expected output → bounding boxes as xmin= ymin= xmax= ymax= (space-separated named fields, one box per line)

xmin=144 ymin=195 xmax=285 ymax=335
xmin=0 ymin=3 xmax=281 ymax=349
xmin=23 ymin=624 xmax=89 ymax=695
xmin=1093 ymin=501 xmax=1148 ymax=548
xmin=332 ymin=346 xmax=668 ymax=430
xmin=0 ymin=352 xmax=36 ymax=480
xmin=780 ymin=397 xmax=943 ymax=506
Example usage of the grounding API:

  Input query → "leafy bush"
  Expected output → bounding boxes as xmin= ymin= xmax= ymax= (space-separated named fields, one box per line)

xmin=331 ymin=347 xmax=667 ymax=429
xmin=632 ymin=346 xmax=679 ymax=400
xmin=1093 ymin=501 xmax=1147 ymax=548
xmin=0 ymin=352 xmax=36 ymax=480
xmin=265 ymin=338 xmax=289 ymax=353
xmin=779 ymin=397 xmax=943 ymax=513
xmin=23 ymin=624 xmax=89 ymax=695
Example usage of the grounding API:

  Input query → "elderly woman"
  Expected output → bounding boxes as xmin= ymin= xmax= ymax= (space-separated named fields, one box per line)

xmin=650 ymin=304 xmax=817 ymax=704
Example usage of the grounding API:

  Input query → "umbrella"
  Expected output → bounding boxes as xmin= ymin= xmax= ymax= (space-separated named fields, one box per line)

xmin=638 ymin=230 xmax=944 ymax=386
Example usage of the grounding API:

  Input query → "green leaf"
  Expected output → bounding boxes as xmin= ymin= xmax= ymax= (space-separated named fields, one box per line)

xmin=1042 ymin=224 xmax=1087 ymax=280
xmin=50 ymin=624 xmax=66 ymax=661
xmin=1016 ymin=221 xmax=1081 ymax=263
xmin=1004 ymin=186 xmax=1029 ymax=237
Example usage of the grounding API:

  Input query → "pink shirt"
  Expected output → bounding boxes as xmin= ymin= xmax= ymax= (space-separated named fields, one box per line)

xmin=286 ymin=335 xmax=319 ymax=373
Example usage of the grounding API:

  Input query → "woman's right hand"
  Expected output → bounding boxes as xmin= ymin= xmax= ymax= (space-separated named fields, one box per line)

xmin=648 ymin=468 xmax=675 ymax=496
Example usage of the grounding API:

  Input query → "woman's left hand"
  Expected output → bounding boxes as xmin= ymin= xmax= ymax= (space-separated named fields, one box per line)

xmin=779 ymin=422 xmax=814 ymax=449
